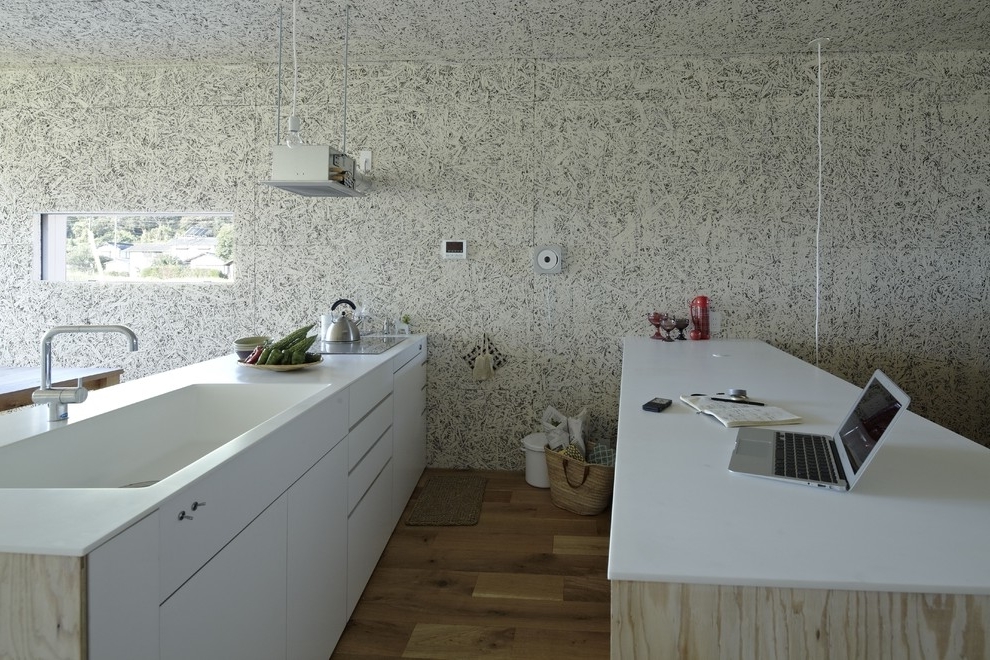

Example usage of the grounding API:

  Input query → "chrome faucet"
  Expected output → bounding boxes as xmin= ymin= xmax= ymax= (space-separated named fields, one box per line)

xmin=31 ymin=325 xmax=139 ymax=422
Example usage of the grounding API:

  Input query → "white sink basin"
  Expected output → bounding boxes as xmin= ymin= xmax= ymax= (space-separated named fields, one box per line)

xmin=0 ymin=383 xmax=327 ymax=489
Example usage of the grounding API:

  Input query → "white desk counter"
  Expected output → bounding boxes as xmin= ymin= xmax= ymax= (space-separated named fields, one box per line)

xmin=609 ymin=338 xmax=990 ymax=659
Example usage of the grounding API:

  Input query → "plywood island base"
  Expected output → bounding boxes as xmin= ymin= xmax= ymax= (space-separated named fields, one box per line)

xmin=0 ymin=553 xmax=85 ymax=659
xmin=611 ymin=580 xmax=990 ymax=659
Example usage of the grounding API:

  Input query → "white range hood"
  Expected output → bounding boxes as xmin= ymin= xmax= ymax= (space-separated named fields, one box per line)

xmin=259 ymin=3 xmax=365 ymax=199
xmin=261 ymin=145 xmax=360 ymax=198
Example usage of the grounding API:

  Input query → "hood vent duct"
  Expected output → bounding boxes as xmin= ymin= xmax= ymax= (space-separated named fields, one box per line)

xmin=261 ymin=3 xmax=363 ymax=197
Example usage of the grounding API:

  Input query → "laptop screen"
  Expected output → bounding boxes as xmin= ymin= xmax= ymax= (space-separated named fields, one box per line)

xmin=837 ymin=378 xmax=905 ymax=473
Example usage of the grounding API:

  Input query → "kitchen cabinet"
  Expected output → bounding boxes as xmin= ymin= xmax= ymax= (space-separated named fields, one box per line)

xmin=86 ymin=388 xmax=350 ymax=660
xmin=87 ymin=512 xmax=159 ymax=660
xmin=157 ymin=446 xmax=273 ymax=601
xmin=346 ymin=366 xmax=395 ymax=615
xmin=392 ymin=339 xmax=427 ymax=523
xmin=160 ymin=440 xmax=348 ymax=660
xmin=157 ymin=389 xmax=347 ymax=659
xmin=347 ymin=455 xmax=393 ymax=615
xmin=4 ymin=337 xmax=429 ymax=659
xmin=347 ymin=390 xmax=393 ymax=478
xmin=160 ymin=496 xmax=288 ymax=660
xmin=349 ymin=360 xmax=393 ymax=427
xmin=157 ymin=389 xmax=347 ymax=601
xmin=287 ymin=441 xmax=348 ymax=659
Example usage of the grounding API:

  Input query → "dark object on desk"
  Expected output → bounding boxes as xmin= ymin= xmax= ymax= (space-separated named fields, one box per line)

xmin=643 ymin=397 xmax=672 ymax=412
xmin=710 ymin=397 xmax=765 ymax=407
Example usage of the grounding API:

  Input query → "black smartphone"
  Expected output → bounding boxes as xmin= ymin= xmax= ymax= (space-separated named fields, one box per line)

xmin=642 ymin=397 xmax=672 ymax=412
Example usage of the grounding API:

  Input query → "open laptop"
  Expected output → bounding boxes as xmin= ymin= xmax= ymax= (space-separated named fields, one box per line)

xmin=728 ymin=370 xmax=910 ymax=491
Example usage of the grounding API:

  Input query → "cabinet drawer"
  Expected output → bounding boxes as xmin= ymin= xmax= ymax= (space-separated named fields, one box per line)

xmin=348 ymin=394 xmax=392 ymax=472
xmin=392 ymin=339 xmax=425 ymax=373
xmin=160 ymin=497 xmax=288 ymax=660
xmin=347 ymin=459 xmax=393 ymax=616
xmin=348 ymin=427 xmax=392 ymax=515
xmin=349 ymin=361 xmax=393 ymax=427
xmin=159 ymin=393 xmax=346 ymax=601
xmin=411 ymin=357 xmax=427 ymax=405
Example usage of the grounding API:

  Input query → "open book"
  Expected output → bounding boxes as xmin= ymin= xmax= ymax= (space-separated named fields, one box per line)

xmin=679 ymin=395 xmax=802 ymax=428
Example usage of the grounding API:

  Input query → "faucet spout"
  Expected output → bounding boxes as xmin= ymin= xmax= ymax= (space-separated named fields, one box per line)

xmin=33 ymin=324 xmax=139 ymax=421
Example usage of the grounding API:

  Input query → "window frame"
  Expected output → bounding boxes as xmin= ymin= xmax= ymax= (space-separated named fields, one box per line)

xmin=37 ymin=212 xmax=235 ymax=283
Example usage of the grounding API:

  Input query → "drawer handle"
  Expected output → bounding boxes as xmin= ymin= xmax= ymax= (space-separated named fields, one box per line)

xmin=191 ymin=501 xmax=206 ymax=511
xmin=177 ymin=510 xmax=193 ymax=521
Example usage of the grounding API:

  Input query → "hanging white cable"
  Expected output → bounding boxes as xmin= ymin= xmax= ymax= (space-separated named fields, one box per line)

xmin=341 ymin=5 xmax=350 ymax=154
xmin=810 ymin=37 xmax=829 ymax=367
xmin=290 ymin=0 xmax=298 ymax=118
xmin=275 ymin=8 xmax=283 ymax=145
xmin=545 ymin=276 xmax=553 ymax=344
xmin=282 ymin=0 xmax=303 ymax=148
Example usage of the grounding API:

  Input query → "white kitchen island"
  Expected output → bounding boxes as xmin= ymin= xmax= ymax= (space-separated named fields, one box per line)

xmin=609 ymin=338 xmax=990 ymax=659
xmin=0 ymin=335 xmax=427 ymax=660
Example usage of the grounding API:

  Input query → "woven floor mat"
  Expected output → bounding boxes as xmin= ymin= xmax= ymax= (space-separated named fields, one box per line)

xmin=405 ymin=475 xmax=487 ymax=526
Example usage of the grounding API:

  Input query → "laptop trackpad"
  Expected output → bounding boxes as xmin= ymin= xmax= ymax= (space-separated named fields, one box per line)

xmin=728 ymin=435 xmax=774 ymax=475
xmin=736 ymin=438 xmax=770 ymax=458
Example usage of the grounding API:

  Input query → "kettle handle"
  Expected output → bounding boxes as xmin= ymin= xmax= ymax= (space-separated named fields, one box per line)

xmin=330 ymin=298 xmax=356 ymax=312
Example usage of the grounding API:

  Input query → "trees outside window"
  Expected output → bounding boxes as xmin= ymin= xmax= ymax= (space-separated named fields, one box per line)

xmin=39 ymin=213 xmax=235 ymax=282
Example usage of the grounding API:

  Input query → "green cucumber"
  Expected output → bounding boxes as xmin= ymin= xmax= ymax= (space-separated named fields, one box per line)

xmin=271 ymin=323 xmax=316 ymax=351
xmin=290 ymin=335 xmax=318 ymax=364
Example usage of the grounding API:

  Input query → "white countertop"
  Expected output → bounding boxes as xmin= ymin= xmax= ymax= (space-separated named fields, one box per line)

xmin=0 ymin=336 xmax=424 ymax=557
xmin=608 ymin=338 xmax=990 ymax=595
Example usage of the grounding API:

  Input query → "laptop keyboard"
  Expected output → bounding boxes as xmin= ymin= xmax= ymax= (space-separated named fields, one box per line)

xmin=774 ymin=432 xmax=840 ymax=484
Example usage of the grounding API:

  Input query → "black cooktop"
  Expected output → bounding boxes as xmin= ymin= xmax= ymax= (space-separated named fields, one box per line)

xmin=315 ymin=336 xmax=406 ymax=355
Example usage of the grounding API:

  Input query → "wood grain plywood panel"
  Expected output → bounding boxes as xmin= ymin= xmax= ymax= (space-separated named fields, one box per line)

xmin=0 ymin=553 xmax=85 ymax=660
xmin=612 ymin=580 xmax=990 ymax=660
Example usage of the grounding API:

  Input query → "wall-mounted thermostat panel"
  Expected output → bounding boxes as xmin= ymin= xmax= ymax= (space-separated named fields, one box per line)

xmin=442 ymin=239 xmax=467 ymax=260
xmin=534 ymin=245 xmax=563 ymax=274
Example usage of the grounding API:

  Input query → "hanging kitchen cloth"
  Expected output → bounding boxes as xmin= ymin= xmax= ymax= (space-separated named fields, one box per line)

xmin=473 ymin=351 xmax=495 ymax=381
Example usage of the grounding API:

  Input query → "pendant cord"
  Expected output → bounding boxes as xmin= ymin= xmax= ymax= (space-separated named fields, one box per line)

xmin=290 ymin=0 xmax=298 ymax=118
xmin=810 ymin=37 xmax=828 ymax=367
xmin=275 ymin=8 xmax=283 ymax=144
xmin=341 ymin=5 xmax=350 ymax=154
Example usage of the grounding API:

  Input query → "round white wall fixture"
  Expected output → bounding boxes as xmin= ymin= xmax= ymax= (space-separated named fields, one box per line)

xmin=534 ymin=245 xmax=563 ymax=274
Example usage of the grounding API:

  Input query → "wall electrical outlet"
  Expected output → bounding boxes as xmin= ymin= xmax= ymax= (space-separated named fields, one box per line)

xmin=533 ymin=245 xmax=563 ymax=274
xmin=358 ymin=150 xmax=373 ymax=173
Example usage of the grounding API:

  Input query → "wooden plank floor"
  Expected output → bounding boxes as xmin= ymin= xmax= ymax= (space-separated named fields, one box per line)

xmin=332 ymin=468 xmax=612 ymax=660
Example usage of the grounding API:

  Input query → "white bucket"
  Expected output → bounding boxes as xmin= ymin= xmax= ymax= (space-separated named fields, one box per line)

xmin=521 ymin=432 xmax=550 ymax=488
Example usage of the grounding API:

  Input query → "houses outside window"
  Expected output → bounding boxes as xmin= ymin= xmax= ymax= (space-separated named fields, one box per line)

xmin=38 ymin=213 xmax=235 ymax=282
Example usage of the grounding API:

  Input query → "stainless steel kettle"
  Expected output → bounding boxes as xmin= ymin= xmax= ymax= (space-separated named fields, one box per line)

xmin=326 ymin=299 xmax=361 ymax=342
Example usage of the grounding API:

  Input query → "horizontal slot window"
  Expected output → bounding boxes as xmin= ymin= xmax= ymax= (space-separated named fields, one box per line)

xmin=39 ymin=213 xmax=235 ymax=282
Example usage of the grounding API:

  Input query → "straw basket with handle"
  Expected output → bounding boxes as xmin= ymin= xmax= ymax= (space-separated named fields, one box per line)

xmin=544 ymin=446 xmax=614 ymax=515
